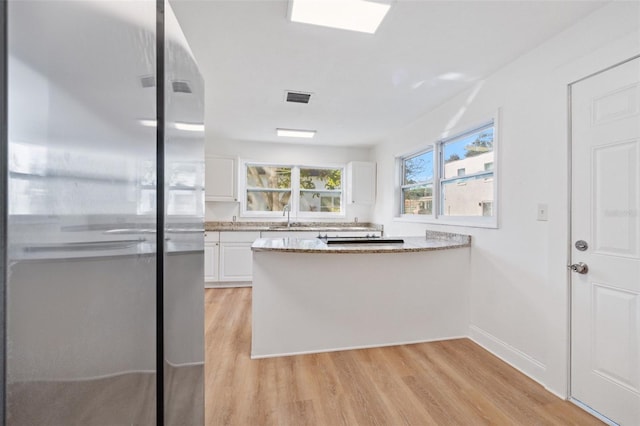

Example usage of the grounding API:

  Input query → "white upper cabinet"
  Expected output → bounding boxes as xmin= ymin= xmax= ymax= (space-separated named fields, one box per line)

xmin=205 ymin=156 xmax=237 ymax=202
xmin=347 ymin=161 xmax=376 ymax=205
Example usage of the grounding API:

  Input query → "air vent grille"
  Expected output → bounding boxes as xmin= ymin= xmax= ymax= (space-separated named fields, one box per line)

xmin=172 ymin=81 xmax=192 ymax=94
xmin=139 ymin=75 xmax=156 ymax=88
xmin=285 ymin=91 xmax=312 ymax=104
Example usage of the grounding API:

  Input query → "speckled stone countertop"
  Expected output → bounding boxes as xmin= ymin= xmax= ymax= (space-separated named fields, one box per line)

xmin=205 ymin=221 xmax=382 ymax=233
xmin=251 ymin=230 xmax=471 ymax=254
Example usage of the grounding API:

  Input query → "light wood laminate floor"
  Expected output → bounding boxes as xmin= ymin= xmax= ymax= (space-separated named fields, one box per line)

xmin=205 ymin=288 xmax=602 ymax=426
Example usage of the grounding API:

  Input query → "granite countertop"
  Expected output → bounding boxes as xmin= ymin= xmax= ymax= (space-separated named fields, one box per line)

xmin=251 ymin=230 xmax=471 ymax=254
xmin=205 ymin=221 xmax=382 ymax=232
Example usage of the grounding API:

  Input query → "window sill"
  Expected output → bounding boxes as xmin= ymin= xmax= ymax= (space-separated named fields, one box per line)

xmin=394 ymin=215 xmax=498 ymax=229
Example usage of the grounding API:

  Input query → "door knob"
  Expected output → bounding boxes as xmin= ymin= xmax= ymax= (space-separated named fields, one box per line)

xmin=568 ymin=262 xmax=589 ymax=274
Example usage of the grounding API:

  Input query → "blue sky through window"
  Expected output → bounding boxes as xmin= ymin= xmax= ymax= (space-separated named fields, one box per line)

xmin=404 ymin=150 xmax=433 ymax=184
xmin=444 ymin=127 xmax=494 ymax=163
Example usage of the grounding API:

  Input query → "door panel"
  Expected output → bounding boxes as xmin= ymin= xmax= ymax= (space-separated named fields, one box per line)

xmin=592 ymin=139 xmax=639 ymax=257
xmin=592 ymin=283 xmax=639 ymax=392
xmin=571 ymin=57 xmax=640 ymax=425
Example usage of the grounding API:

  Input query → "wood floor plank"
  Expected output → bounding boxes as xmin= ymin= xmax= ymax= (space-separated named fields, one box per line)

xmin=204 ymin=288 xmax=603 ymax=426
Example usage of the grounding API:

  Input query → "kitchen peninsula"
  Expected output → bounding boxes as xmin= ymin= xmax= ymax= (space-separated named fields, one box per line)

xmin=251 ymin=231 xmax=471 ymax=358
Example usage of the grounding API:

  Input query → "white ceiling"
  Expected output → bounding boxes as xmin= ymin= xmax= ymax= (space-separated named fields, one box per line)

xmin=171 ymin=0 xmax=608 ymax=147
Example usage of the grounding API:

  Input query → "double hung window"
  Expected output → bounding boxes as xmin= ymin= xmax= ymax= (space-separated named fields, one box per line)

xmin=398 ymin=119 xmax=497 ymax=227
xmin=243 ymin=163 xmax=344 ymax=218
xmin=400 ymin=149 xmax=434 ymax=215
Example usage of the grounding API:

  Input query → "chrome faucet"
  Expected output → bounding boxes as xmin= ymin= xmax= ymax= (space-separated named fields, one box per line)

xmin=283 ymin=204 xmax=291 ymax=227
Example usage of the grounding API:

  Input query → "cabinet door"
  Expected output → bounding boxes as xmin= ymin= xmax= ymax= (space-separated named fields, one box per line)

xmin=219 ymin=242 xmax=253 ymax=282
xmin=205 ymin=156 xmax=236 ymax=201
xmin=204 ymin=243 xmax=219 ymax=283
xmin=348 ymin=161 xmax=376 ymax=205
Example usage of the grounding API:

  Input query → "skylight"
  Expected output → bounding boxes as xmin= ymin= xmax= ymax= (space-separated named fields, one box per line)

xmin=288 ymin=0 xmax=391 ymax=34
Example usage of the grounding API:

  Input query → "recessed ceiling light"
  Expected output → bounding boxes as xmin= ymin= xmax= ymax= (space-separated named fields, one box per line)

xmin=277 ymin=128 xmax=316 ymax=138
xmin=288 ymin=0 xmax=391 ymax=34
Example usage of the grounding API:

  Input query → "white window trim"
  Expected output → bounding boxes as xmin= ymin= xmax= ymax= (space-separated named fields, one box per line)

xmin=239 ymin=160 xmax=346 ymax=219
xmin=394 ymin=111 xmax=500 ymax=229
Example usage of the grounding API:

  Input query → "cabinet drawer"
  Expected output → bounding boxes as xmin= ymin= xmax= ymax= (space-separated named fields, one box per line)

xmin=204 ymin=231 xmax=220 ymax=243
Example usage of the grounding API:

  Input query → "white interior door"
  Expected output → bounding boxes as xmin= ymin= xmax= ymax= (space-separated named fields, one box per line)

xmin=570 ymin=57 xmax=640 ymax=425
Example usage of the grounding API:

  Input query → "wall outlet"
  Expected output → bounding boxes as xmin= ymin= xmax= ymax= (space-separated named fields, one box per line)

xmin=537 ymin=204 xmax=548 ymax=221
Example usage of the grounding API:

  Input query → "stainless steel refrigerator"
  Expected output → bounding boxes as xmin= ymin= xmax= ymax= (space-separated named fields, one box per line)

xmin=1 ymin=1 xmax=205 ymax=424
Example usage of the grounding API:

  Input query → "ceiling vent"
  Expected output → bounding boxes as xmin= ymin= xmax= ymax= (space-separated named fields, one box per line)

xmin=285 ymin=91 xmax=312 ymax=104
xmin=139 ymin=75 xmax=156 ymax=88
xmin=172 ymin=80 xmax=192 ymax=94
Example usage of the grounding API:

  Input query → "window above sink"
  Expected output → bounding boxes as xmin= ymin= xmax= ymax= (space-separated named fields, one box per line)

xmin=240 ymin=161 xmax=345 ymax=220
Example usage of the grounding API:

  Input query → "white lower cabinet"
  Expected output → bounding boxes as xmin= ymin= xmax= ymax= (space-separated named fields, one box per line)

xmin=205 ymin=229 xmax=381 ymax=287
xmin=204 ymin=232 xmax=220 ymax=286
xmin=219 ymin=243 xmax=253 ymax=282
xmin=205 ymin=231 xmax=260 ymax=287
xmin=204 ymin=243 xmax=219 ymax=283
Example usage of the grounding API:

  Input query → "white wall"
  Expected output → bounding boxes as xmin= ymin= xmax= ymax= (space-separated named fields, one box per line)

xmin=372 ymin=2 xmax=640 ymax=397
xmin=204 ymin=138 xmax=374 ymax=222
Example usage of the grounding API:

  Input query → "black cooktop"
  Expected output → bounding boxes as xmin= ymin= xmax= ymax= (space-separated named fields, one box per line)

xmin=319 ymin=236 xmax=405 ymax=245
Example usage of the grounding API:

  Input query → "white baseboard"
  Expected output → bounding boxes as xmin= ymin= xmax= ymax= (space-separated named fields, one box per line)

xmin=205 ymin=282 xmax=251 ymax=288
xmin=251 ymin=335 xmax=468 ymax=360
xmin=570 ymin=398 xmax=619 ymax=426
xmin=469 ymin=325 xmax=546 ymax=385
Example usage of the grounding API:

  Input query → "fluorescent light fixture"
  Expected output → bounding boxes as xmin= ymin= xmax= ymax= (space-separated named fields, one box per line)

xmin=173 ymin=122 xmax=205 ymax=132
xmin=289 ymin=0 xmax=391 ymax=34
xmin=277 ymin=128 xmax=316 ymax=138
xmin=139 ymin=119 xmax=157 ymax=127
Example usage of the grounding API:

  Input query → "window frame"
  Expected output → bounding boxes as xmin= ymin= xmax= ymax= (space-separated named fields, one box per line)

xmin=240 ymin=160 xmax=346 ymax=219
xmin=395 ymin=114 xmax=499 ymax=229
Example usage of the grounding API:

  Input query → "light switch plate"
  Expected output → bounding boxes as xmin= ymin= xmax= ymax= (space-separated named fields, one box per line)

xmin=537 ymin=203 xmax=548 ymax=221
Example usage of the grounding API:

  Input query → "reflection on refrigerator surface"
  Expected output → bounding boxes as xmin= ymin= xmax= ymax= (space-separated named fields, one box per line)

xmin=6 ymin=1 xmax=204 ymax=424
